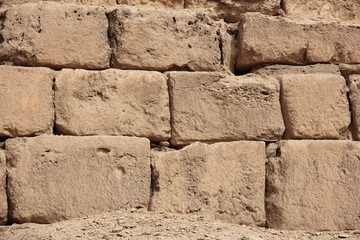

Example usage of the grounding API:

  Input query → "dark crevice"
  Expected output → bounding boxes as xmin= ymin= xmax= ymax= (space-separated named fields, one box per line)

xmin=148 ymin=162 xmax=159 ymax=211
xmin=106 ymin=10 xmax=118 ymax=69
xmin=183 ymin=0 xmax=188 ymax=8
xmin=346 ymin=87 xmax=357 ymax=140
xmin=5 ymin=171 xmax=12 ymax=225
xmin=280 ymin=0 xmax=285 ymax=12
xmin=52 ymin=77 xmax=58 ymax=135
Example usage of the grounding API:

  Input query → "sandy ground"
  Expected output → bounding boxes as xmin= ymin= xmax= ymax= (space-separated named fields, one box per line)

xmin=0 ymin=209 xmax=359 ymax=240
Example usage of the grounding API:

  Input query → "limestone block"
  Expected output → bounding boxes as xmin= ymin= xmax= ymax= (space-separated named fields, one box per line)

xmin=0 ymin=65 xmax=54 ymax=137
xmin=118 ymin=0 xmax=183 ymax=8
xmin=283 ymin=0 xmax=360 ymax=22
xmin=1 ymin=0 xmax=116 ymax=5
xmin=0 ymin=3 xmax=110 ymax=69
xmin=108 ymin=6 xmax=222 ymax=71
xmin=349 ymin=75 xmax=360 ymax=140
xmin=266 ymin=140 xmax=360 ymax=230
xmin=280 ymin=73 xmax=350 ymax=139
xmin=253 ymin=64 xmax=340 ymax=77
xmin=55 ymin=69 xmax=170 ymax=141
xmin=168 ymin=72 xmax=284 ymax=146
xmin=186 ymin=0 xmax=281 ymax=22
xmin=0 ymin=150 xmax=7 ymax=225
xmin=151 ymin=141 xmax=266 ymax=226
xmin=236 ymin=13 xmax=360 ymax=70
xmin=340 ymin=64 xmax=360 ymax=78
xmin=6 ymin=135 xmax=151 ymax=223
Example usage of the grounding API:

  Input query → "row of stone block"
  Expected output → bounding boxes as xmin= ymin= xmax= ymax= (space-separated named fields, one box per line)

xmin=1 ymin=3 xmax=360 ymax=72
xmin=0 ymin=136 xmax=359 ymax=230
xmin=1 ymin=64 xmax=358 ymax=143
xmin=2 ymin=0 xmax=360 ymax=23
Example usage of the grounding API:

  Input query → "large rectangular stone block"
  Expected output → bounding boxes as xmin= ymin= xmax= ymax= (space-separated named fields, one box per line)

xmin=55 ymin=69 xmax=170 ymax=141
xmin=283 ymin=0 xmax=360 ymax=22
xmin=0 ymin=150 xmax=7 ymax=225
xmin=108 ymin=6 xmax=223 ymax=71
xmin=0 ymin=65 xmax=54 ymax=137
xmin=280 ymin=73 xmax=350 ymax=139
xmin=6 ymin=135 xmax=151 ymax=223
xmin=349 ymin=75 xmax=360 ymax=140
xmin=1 ymin=0 xmax=116 ymax=5
xmin=236 ymin=13 xmax=360 ymax=70
xmin=0 ymin=2 xmax=110 ymax=69
xmin=168 ymin=72 xmax=285 ymax=146
xmin=186 ymin=0 xmax=281 ymax=22
xmin=266 ymin=140 xmax=360 ymax=230
xmin=151 ymin=141 xmax=266 ymax=226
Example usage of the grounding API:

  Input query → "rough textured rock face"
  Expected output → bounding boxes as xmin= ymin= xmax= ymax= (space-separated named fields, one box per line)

xmin=0 ymin=65 xmax=54 ymax=137
xmin=168 ymin=72 xmax=285 ymax=146
xmin=266 ymin=141 xmax=360 ymax=230
xmin=0 ymin=3 xmax=110 ymax=69
xmin=349 ymin=75 xmax=360 ymax=140
xmin=253 ymin=64 xmax=341 ymax=76
xmin=236 ymin=13 xmax=360 ymax=70
xmin=283 ymin=0 xmax=360 ymax=22
xmin=340 ymin=63 xmax=360 ymax=78
xmin=151 ymin=141 xmax=266 ymax=226
xmin=118 ymin=0 xmax=184 ymax=8
xmin=0 ymin=150 xmax=7 ymax=225
xmin=108 ymin=6 xmax=223 ymax=71
xmin=186 ymin=0 xmax=281 ymax=22
xmin=280 ymin=73 xmax=350 ymax=139
xmin=55 ymin=69 xmax=170 ymax=141
xmin=6 ymin=136 xmax=151 ymax=224
xmin=1 ymin=0 xmax=116 ymax=5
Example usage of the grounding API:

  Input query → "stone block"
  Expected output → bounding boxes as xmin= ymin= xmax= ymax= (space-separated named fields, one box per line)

xmin=117 ymin=0 xmax=183 ymax=8
xmin=280 ymin=73 xmax=350 ymax=139
xmin=0 ymin=2 xmax=110 ymax=69
xmin=151 ymin=141 xmax=266 ymax=226
xmin=0 ymin=150 xmax=7 ymax=225
xmin=108 ymin=6 xmax=222 ymax=71
xmin=253 ymin=64 xmax=340 ymax=77
xmin=349 ymin=75 xmax=360 ymax=140
xmin=6 ymin=135 xmax=151 ymax=223
xmin=236 ymin=13 xmax=360 ymax=70
xmin=186 ymin=0 xmax=281 ymax=22
xmin=283 ymin=0 xmax=360 ymax=22
xmin=55 ymin=69 xmax=170 ymax=141
xmin=1 ymin=0 xmax=116 ymax=5
xmin=266 ymin=140 xmax=360 ymax=230
xmin=340 ymin=64 xmax=360 ymax=78
xmin=168 ymin=72 xmax=284 ymax=146
xmin=0 ymin=65 xmax=54 ymax=137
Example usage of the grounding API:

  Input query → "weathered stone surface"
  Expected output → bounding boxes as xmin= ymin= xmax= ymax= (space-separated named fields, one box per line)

xmin=151 ymin=141 xmax=266 ymax=226
xmin=118 ymin=0 xmax=183 ymax=8
xmin=108 ymin=6 xmax=223 ymax=71
xmin=0 ymin=150 xmax=7 ymax=225
xmin=0 ymin=65 xmax=54 ymax=137
xmin=6 ymin=135 xmax=151 ymax=223
xmin=280 ymin=73 xmax=350 ymax=139
xmin=253 ymin=64 xmax=340 ymax=76
xmin=340 ymin=64 xmax=360 ymax=78
xmin=283 ymin=0 xmax=360 ymax=22
xmin=266 ymin=140 xmax=360 ymax=230
xmin=0 ymin=3 xmax=110 ymax=69
xmin=186 ymin=0 xmax=281 ymax=22
xmin=236 ymin=13 xmax=360 ymax=70
xmin=349 ymin=75 xmax=360 ymax=140
xmin=1 ymin=0 xmax=116 ymax=5
xmin=168 ymin=72 xmax=284 ymax=146
xmin=55 ymin=69 xmax=170 ymax=141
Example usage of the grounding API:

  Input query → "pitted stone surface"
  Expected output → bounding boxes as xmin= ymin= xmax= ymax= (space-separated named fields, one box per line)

xmin=253 ymin=64 xmax=340 ymax=77
xmin=0 ymin=65 xmax=54 ymax=137
xmin=266 ymin=140 xmax=360 ymax=230
xmin=55 ymin=69 xmax=170 ymax=141
xmin=0 ymin=3 xmax=110 ymax=69
xmin=108 ymin=6 xmax=223 ymax=71
xmin=236 ymin=13 xmax=360 ymax=70
xmin=1 ymin=0 xmax=116 ymax=5
xmin=349 ymin=75 xmax=360 ymax=140
xmin=151 ymin=141 xmax=266 ymax=226
xmin=118 ymin=0 xmax=183 ymax=8
xmin=280 ymin=73 xmax=350 ymax=139
xmin=6 ymin=135 xmax=151 ymax=223
xmin=283 ymin=0 xmax=360 ymax=22
xmin=168 ymin=72 xmax=284 ymax=146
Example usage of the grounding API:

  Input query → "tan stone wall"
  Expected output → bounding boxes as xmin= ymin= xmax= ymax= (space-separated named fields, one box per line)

xmin=0 ymin=0 xmax=360 ymax=232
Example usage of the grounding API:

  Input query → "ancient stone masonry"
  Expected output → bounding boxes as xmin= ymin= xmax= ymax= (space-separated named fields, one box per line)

xmin=0 ymin=0 xmax=360 ymax=233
